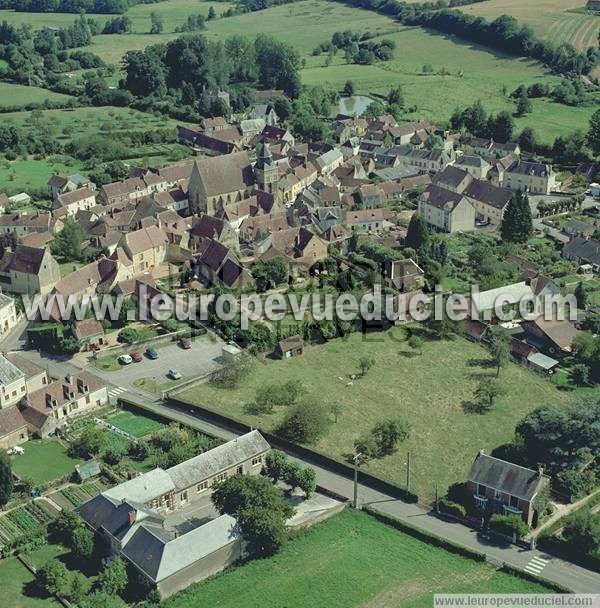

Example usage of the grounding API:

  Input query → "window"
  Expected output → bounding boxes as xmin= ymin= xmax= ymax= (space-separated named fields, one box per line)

xmin=494 ymin=489 xmax=501 ymax=499
xmin=509 ymin=495 xmax=519 ymax=508
xmin=251 ymin=457 xmax=262 ymax=467
xmin=197 ymin=481 xmax=208 ymax=493
xmin=477 ymin=484 xmax=486 ymax=497
xmin=214 ymin=472 xmax=227 ymax=483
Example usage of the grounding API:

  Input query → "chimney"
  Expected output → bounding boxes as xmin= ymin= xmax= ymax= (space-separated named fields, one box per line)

xmin=538 ymin=465 xmax=544 ymax=477
xmin=128 ymin=510 xmax=136 ymax=526
xmin=45 ymin=393 xmax=53 ymax=406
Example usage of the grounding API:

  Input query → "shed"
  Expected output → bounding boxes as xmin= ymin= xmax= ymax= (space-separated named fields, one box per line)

xmin=527 ymin=352 xmax=559 ymax=374
xmin=222 ymin=343 xmax=242 ymax=363
xmin=76 ymin=459 xmax=101 ymax=481
xmin=275 ymin=335 xmax=304 ymax=359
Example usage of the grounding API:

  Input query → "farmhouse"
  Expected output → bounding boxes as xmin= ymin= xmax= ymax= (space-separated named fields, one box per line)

xmin=502 ymin=160 xmax=556 ymax=195
xmin=467 ymin=451 xmax=549 ymax=527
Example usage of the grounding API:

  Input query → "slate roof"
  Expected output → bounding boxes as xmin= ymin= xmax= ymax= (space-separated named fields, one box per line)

xmin=468 ymin=452 xmax=547 ymax=501
xmin=104 ymin=468 xmax=175 ymax=504
xmin=121 ymin=514 xmax=240 ymax=583
xmin=563 ymin=237 xmax=600 ymax=266
xmin=198 ymin=239 xmax=229 ymax=272
xmin=464 ymin=180 xmax=512 ymax=210
xmin=432 ymin=166 xmax=472 ymax=192
xmin=0 ymin=353 xmax=25 ymax=385
xmin=421 ymin=185 xmax=465 ymax=211
xmin=166 ymin=430 xmax=270 ymax=492
xmin=10 ymin=245 xmax=46 ymax=274
xmin=192 ymin=151 xmax=254 ymax=196
xmin=4 ymin=353 xmax=44 ymax=380
xmin=507 ymin=160 xmax=552 ymax=178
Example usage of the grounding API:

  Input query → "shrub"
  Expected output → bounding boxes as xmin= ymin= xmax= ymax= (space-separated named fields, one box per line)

xmin=277 ymin=400 xmax=329 ymax=444
xmin=438 ymin=498 xmax=466 ymax=518
xmin=489 ymin=514 xmax=529 ymax=539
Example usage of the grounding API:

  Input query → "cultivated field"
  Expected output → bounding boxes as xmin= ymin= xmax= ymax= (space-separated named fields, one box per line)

xmin=460 ymin=0 xmax=600 ymax=51
xmin=179 ymin=329 xmax=569 ymax=502
xmin=165 ymin=509 xmax=554 ymax=608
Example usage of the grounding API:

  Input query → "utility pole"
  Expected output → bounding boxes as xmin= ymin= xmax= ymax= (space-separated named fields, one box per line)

xmin=353 ymin=453 xmax=363 ymax=508
xmin=406 ymin=451 xmax=411 ymax=494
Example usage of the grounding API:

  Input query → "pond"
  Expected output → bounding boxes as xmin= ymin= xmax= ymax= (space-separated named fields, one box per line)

xmin=338 ymin=95 xmax=374 ymax=117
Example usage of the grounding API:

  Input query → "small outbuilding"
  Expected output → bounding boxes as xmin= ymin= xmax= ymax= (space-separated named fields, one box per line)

xmin=275 ymin=335 xmax=304 ymax=359
xmin=527 ymin=352 xmax=559 ymax=375
xmin=76 ymin=459 xmax=101 ymax=482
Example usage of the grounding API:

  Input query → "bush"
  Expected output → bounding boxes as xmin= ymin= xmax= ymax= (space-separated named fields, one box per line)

xmin=489 ymin=514 xmax=529 ymax=539
xmin=438 ymin=498 xmax=466 ymax=518
xmin=555 ymin=469 xmax=597 ymax=502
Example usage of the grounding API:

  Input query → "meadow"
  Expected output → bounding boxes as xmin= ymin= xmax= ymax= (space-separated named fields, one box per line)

xmin=459 ymin=0 xmax=600 ymax=51
xmin=165 ymin=509 xmax=554 ymax=608
xmin=179 ymin=328 xmax=569 ymax=503
xmin=0 ymin=82 xmax=74 ymax=108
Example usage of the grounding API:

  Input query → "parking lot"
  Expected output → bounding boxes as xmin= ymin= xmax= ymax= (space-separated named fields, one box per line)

xmin=89 ymin=333 xmax=225 ymax=395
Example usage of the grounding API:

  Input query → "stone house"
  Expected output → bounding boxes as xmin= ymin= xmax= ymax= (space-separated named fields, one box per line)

xmin=343 ymin=208 xmax=387 ymax=232
xmin=7 ymin=245 xmax=61 ymax=295
xmin=0 ymin=292 xmax=18 ymax=337
xmin=119 ymin=226 xmax=169 ymax=275
xmin=54 ymin=188 xmax=97 ymax=217
xmin=418 ymin=185 xmax=475 ymax=233
xmin=0 ymin=212 xmax=53 ymax=238
xmin=47 ymin=174 xmax=93 ymax=202
xmin=502 ymin=160 xmax=556 ymax=195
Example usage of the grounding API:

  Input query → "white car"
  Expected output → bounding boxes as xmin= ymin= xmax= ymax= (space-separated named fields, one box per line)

xmin=118 ymin=354 xmax=133 ymax=365
xmin=168 ymin=369 xmax=182 ymax=380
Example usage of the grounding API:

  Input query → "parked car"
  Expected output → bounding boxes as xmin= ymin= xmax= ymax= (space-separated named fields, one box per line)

xmin=131 ymin=351 xmax=143 ymax=363
xmin=145 ymin=348 xmax=159 ymax=360
xmin=179 ymin=337 xmax=192 ymax=349
xmin=118 ymin=354 xmax=133 ymax=365
xmin=168 ymin=369 xmax=182 ymax=380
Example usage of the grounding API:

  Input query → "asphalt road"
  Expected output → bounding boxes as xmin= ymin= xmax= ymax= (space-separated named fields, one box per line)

xmin=126 ymin=396 xmax=600 ymax=594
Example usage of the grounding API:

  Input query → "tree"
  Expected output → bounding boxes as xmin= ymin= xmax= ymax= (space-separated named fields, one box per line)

xmin=571 ymin=363 xmax=589 ymax=387
xmin=516 ymin=399 xmax=600 ymax=472
xmin=489 ymin=327 xmax=510 ymax=377
xmin=342 ymin=80 xmax=355 ymax=96
xmin=500 ymin=191 xmax=533 ymax=244
xmin=80 ymin=592 xmax=127 ymax=608
xmin=69 ymin=425 xmax=104 ymax=459
xmin=0 ymin=449 xmax=13 ymax=506
xmin=210 ymin=353 xmax=253 ymax=388
xmin=354 ymin=433 xmax=378 ymax=460
xmin=50 ymin=510 xmax=81 ymax=543
xmin=371 ymin=418 xmax=410 ymax=456
xmin=489 ymin=514 xmax=528 ymax=539
xmin=515 ymin=90 xmax=532 ymax=116
xmin=387 ymin=85 xmax=404 ymax=107
xmin=563 ymin=511 xmax=600 ymax=555
xmin=574 ymin=282 xmax=588 ymax=310
xmin=72 ymin=524 xmax=94 ymax=558
xmin=35 ymin=560 xmax=70 ymax=597
xmin=64 ymin=572 xmax=91 ymax=604
xmin=358 ymin=356 xmax=375 ymax=377
xmin=588 ymin=108 xmax=600 ymax=156
xmin=555 ymin=468 xmax=596 ymax=501
xmin=207 ymin=5 xmax=216 ymax=20
xmin=264 ymin=449 xmax=288 ymax=483
xmin=405 ymin=213 xmax=430 ymax=251
xmin=407 ymin=334 xmax=424 ymax=354
xmin=488 ymin=110 xmax=514 ymax=142
xmin=277 ymin=400 xmax=329 ymax=443
xmin=518 ymin=126 xmax=537 ymax=153
xmin=149 ymin=12 xmax=163 ymax=34
xmin=51 ymin=216 xmax=85 ymax=261
xmin=212 ymin=474 xmax=293 ymax=557
xmin=473 ymin=377 xmax=505 ymax=412
xmin=295 ymin=466 xmax=316 ymax=498
xmin=97 ymin=557 xmax=128 ymax=596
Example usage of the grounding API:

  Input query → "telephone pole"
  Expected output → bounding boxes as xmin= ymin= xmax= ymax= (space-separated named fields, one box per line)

xmin=353 ymin=452 xmax=363 ymax=508
xmin=406 ymin=451 xmax=411 ymax=494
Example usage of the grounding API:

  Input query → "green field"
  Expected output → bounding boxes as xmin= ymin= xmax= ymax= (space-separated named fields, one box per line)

xmin=165 ymin=509 xmax=554 ymax=608
xmin=10 ymin=439 xmax=83 ymax=486
xmin=0 ymin=82 xmax=74 ymax=108
xmin=105 ymin=409 xmax=166 ymax=437
xmin=0 ymin=556 xmax=61 ymax=608
xmin=180 ymin=329 xmax=569 ymax=503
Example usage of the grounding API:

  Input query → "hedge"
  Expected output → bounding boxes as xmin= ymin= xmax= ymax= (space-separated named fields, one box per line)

xmin=362 ymin=507 xmax=487 ymax=563
xmin=438 ymin=498 xmax=467 ymax=518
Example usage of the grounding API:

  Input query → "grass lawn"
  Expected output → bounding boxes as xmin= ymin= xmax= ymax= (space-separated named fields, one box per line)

xmin=180 ymin=329 xmax=570 ymax=502
xmin=0 ymin=82 xmax=73 ymax=108
xmin=11 ymin=439 xmax=82 ymax=486
xmin=93 ymin=354 xmax=122 ymax=372
xmin=165 ymin=509 xmax=554 ymax=608
xmin=105 ymin=409 xmax=166 ymax=437
xmin=0 ymin=556 xmax=61 ymax=608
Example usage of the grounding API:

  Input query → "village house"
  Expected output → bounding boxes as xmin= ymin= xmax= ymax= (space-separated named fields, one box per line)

xmin=76 ymin=431 xmax=270 ymax=598
xmin=0 ymin=354 xmax=27 ymax=409
xmin=454 ymin=155 xmax=490 ymax=180
xmin=0 ymin=292 xmax=18 ymax=337
xmin=5 ymin=244 xmax=61 ymax=295
xmin=26 ymin=371 xmax=108 ymax=425
xmin=251 ymin=104 xmax=279 ymax=126
xmin=100 ymin=178 xmax=150 ymax=206
xmin=0 ymin=406 xmax=29 ymax=450
xmin=0 ymin=212 xmax=53 ymax=237
xmin=54 ymin=187 xmax=97 ymax=217
xmin=47 ymin=174 xmax=93 ymax=202
xmin=73 ymin=319 xmax=106 ymax=350
xmin=343 ymin=208 xmax=387 ymax=232
xmin=195 ymin=239 xmax=253 ymax=289
xmin=189 ymin=215 xmax=239 ymax=252
xmin=418 ymin=185 xmax=475 ymax=234
xmin=502 ymin=160 xmax=556 ymax=195
xmin=314 ymin=149 xmax=344 ymax=176
xmin=562 ymin=236 xmax=600 ymax=272
xmin=387 ymin=258 xmax=425 ymax=292
xmin=118 ymin=225 xmax=169 ymax=275
xmin=467 ymin=450 xmax=549 ymax=527
xmin=464 ymin=180 xmax=512 ymax=226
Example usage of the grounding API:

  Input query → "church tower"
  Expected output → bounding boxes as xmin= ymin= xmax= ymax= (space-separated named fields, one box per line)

xmin=254 ymin=143 xmax=278 ymax=203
